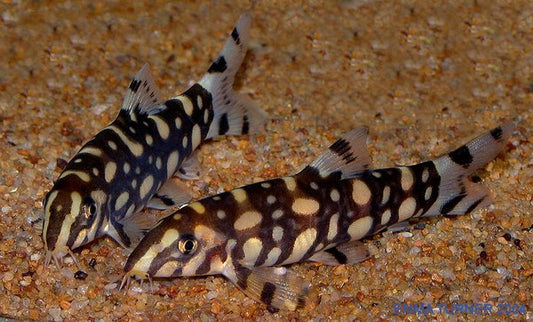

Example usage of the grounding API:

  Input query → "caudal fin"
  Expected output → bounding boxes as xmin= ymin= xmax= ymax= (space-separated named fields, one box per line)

xmin=199 ymin=12 xmax=267 ymax=139
xmin=423 ymin=122 xmax=516 ymax=216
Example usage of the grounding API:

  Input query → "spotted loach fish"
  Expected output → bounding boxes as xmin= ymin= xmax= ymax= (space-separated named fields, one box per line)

xmin=122 ymin=122 xmax=515 ymax=311
xmin=42 ymin=13 xmax=266 ymax=267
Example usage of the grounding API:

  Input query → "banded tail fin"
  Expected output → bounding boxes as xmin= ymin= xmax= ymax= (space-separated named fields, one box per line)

xmin=199 ymin=12 xmax=267 ymax=139
xmin=423 ymin=122 xmax=516 ymax=216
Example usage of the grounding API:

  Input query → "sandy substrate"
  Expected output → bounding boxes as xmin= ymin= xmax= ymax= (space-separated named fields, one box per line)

xmin=0 ymin=1 xmax=531 ymax=320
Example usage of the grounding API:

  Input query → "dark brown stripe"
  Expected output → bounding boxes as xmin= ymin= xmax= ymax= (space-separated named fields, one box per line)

xmin=195 ymin=249 xmax=216 ymax=275
xmin=325 ymin=247 xmax=348 ymax=264
xmin=448 ymin=146 xmax=473 ymax=168
xmin=490 ymin=126 xmax=503 ymax=140
xmin=231 ymin=27 xmax=240 ymax=44
xmin=218 ymin=113 xmax=229 ymax=135
xmin=296 ymin=292 xmax=307 ymax=309
xmin=441 ymin=194 xmax=466 ymax=214
xmin=465 ymin=197 xmax=485 ymax=214
xmin=208 ymin=56 xmax=227 ymax=73
xmin=260 ymin=282 xmax=276 ymax=306
xmin=242 ymin=115 xmax=249 ymax=134
xmin=329 ymin=138 xmax=356 ymax=163
xmin=129 ymin=79 xmax=141 ymax=92
xmin=154 ymin=194 xmax=175 ymax=206
xmin=410 ymin=161 xmax=441 ymax=215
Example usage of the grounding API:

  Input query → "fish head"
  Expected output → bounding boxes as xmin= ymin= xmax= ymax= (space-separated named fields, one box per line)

xmin=123 ymin=204 xmax=227 ymax=281
xmin=42 ymin=185 xmax=108 ymax=265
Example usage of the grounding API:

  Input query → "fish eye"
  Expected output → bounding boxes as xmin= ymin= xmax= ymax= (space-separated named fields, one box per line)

xmin=81 ymin=197 xmax=97 ymax=219
xmin=178 ymin=235 xmax=198 ymax=255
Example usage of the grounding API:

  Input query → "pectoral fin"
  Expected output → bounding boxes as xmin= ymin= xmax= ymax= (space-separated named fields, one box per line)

xmin=146 ymin=178 xmax=192 ymax=210
xmin=227 ymin=266 xmax=312 ymax=311
xmin=308 ymin=240 xmax=371 ymax=265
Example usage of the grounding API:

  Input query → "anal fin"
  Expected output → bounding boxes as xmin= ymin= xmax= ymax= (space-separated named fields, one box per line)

xmin=146 ymin=178 xmax=192 ymax=210
xmin=308 ymin=240 xmax=372 ymax=266
xmin=228 ymin=266 xmax=313 ymax=311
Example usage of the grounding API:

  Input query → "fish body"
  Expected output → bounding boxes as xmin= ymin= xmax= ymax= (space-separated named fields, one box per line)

xmin=42 ymin=13 xmax=266 ymax=265
xmin=123 ymin=122 xmax=515 ymax=311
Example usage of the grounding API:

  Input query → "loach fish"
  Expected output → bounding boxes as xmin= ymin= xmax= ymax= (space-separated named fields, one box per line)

xmin=121 ymin=122 xmax=516 ymax=311
xmin=42 ymin=13 xmax=266 ymax=267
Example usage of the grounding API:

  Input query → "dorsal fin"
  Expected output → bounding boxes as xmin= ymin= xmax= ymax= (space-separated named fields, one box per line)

xmin=308 ymin=127 xmax=373 ymax=179
xmin=121 ymin=63 xmax=164 ymax=115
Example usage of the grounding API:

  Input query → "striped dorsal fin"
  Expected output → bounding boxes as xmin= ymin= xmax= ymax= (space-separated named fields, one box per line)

xmin=121 ymin=63 xmax=164 ymax=115
xmin=306 ymin=127 xmax=372 ymax=179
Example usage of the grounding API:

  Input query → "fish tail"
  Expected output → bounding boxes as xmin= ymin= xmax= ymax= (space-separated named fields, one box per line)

xmin=199 ymin=12 xmax=267 ymax=139
xmin=424 ymin=121 xmax=516 ymax=216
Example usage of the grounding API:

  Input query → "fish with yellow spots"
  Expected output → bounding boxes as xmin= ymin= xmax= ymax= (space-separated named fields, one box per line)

xmin=122 ymin=122 xmax=516 ymax=311
xmin=42 ymin=13 xmax=266 ymax=267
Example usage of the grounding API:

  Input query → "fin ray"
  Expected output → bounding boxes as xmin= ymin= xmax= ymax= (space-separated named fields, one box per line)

xmin=146 ymin=178 xmax=192 ymax=210
xmin=227 ymin=266 xmax=312 ymax=311
xmin=112 ymin=209 xmax=159 ymax=249
xmin=174 ymin=154 xmax=201 ymax=180
xmin=308 ymin=241 xmax=371 ymax=265
xmin=198 ymin=12 xmax=267 ymax=139
xmin=308 ymin=127 xmax=372 ymax=178
xmin=385 ymin=221 xmax=411 ymax=233
xmin=424 ymin=121 xmax=516 ymax=216
xmin=121 ymin=63 xmax=164 ymax=115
